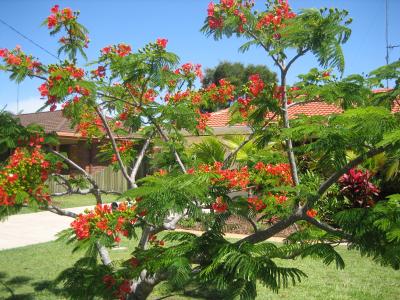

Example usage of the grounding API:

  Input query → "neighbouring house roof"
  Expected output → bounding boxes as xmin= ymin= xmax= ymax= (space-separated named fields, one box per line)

xmin=392 ymin=100 xmax=400 ymax=113
xmin=206 ymin=101 xmax=344 ymax=128
xmin=17 ymin=110 xmax=75 ymax=135
xmin=16 ymin=110 xmax=139 ymax=139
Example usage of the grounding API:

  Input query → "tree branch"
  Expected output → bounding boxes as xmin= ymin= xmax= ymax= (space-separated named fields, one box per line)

xmin=130 ymin=133 xmax=154 ymax=187
xmin=280 ymin=69 xmax=300 ymax=186
xmin=237 ymin=207 xmax=303 ymax=244
xmin=238 ymin=146 xmax=389 ymax=246
xmin=47 ymin=148 xmax=103 ymax=204
xmin=303 ymin=215 xmax=352 ymax=240
xmin=96 ymin=241 xmax=113 ymax=266
xmin=47 ymin=205 xmax=77 ymax=218
xmin=148 ymin=116 xmax=187 ymax=173
xmin=95 ymin=107 xmax=132 ymax=184
xmin=51 ymin=189 xmax=121 ymax=197
xmin=244 ymin=30 xmax=283 ymax=73
xmin=284 ymin=48 xmax=309 ymax=74
xmin=223 ymin=116 xmax=275 ymax=168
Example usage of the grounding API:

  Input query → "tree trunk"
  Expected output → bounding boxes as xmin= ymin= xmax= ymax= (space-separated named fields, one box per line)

xmin=280 ymin=69 xmax=300 ymax=186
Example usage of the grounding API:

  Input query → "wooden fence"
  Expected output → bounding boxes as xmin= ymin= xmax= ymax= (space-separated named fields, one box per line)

xmin=48 ymin=165 xmax=129 ymax=194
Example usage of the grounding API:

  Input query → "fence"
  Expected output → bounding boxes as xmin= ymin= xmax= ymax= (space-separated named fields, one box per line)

xmin=48 ymin=165 xmax=129 ymax=194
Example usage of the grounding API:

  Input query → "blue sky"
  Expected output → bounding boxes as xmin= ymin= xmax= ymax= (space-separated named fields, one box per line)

xmin=1 ymin=0 xmax=399 ymax=114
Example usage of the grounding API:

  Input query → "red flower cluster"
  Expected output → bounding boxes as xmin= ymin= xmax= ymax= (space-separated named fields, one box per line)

xmin=256 ymin=0 xmax=296 ymax=31
xmin=103 ymin=275 xmax=132 ymax=300
xmin=101 ymin=44 xmax=132 ymax=57
xmin=156 ymin=38 xmax=168 ymax=49
xmin=248 ymin=74 xmax=265 ymax=97
xmin=165 ymin=90 xmax=189 ymax=103
xmin=206 ymin=78 xmax=235 ymax=104
xmin=198 ymin=161 xmax=250 ymax=189
xmin=47 ymin=5 xmax=75 ymax=29
xmin=237 ymin=96 xmax=253 ymax=118
xmin=174 ymin=63 xmax=203 ymax=80
xmin=148 ymin=234 xmax=165 ymax=247
xmin=48 ymin=64 xmax=85 ymax=80
xmin=0 ymin=146 xmax=54 ymax=208
xmin=322 ymin=71 xmax=330 ymax=78
xmin=74 ymin=111 xmax=104 ymax=137
xmin=70 ymin=202 xmax=138 ymax=242
xmin=247 ymin=196 xmax=266 ymax=211
xmin=207 ymin=2 xmax=224 ymax=29
xmin=112 ymin=141 xmax=134 ymax=163
xmin=91 ymin=66 xmax=106 ymax=78
xmin=196 ymin=110 xmax=211 ymax=131
xmin=274 ymin=194 xmax=287 ymax=204
xmin=143 ymin=89 xmax=157 ymax=102
xmin=155 ymin=169 xmax=168 ymax=176
xmin=338 ymin=168 xmax=380 ymax=208
xmin=207 ymin=1 xmax=253 ymax=33
xmin=254 ymin=162 xmax=293 ymax=185
xmin=306 ymin=209 xmax=317 ymax=218
xmin=38 ymin=65 xmax=88 ymax=111
xmin=212 ymin=196 xmax=228 ymax=213
xmin=0 ymin=47 xmax=42 ymax=74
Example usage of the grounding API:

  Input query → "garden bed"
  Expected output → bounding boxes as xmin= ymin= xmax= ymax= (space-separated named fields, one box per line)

xmin=177 ymin=215 xmax=297 ymax=237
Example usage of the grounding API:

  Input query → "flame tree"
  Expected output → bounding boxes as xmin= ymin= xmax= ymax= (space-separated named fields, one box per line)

xmin=0 ymin=2 xmax=400 ymax=299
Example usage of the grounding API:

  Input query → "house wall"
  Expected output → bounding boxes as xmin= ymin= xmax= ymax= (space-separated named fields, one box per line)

xmin=58 ymin=139 xmax=108 ymax=175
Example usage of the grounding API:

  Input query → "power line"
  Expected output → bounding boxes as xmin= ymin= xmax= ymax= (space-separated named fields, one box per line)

xmin=0 ymin=17 xmax=59 ymax=60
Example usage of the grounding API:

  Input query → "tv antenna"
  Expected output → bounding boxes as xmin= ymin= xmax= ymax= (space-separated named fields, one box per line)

xmin=385 ymin=0 xmax=400 ymax=87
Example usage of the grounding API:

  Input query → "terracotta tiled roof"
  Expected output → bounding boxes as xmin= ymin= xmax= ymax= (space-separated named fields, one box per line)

xmin=373 ymin=88 xmax=400 ymax=113
xmin=17 ymin=110 xmax=75 ymax=134
xmin=393 ymin=100 xmax=400 ymax=113
xmin=16 ymin=110 xmax=140 ymax=139
xmin=373 ymin=88 xmax=392 ymax=93
xmin=206 ymin=101 xmax=343 ymax=128
xmin=206 ymin=108 xmax=232 ymax=127
xmin=288 ymin=102 xmax=343 ymax=118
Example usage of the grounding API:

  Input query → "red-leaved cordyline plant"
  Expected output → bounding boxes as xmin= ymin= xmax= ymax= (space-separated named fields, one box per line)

xmin=339 ymin=168 xmax=380 ymax=208
xmin=1 ymin=1 xmax=400 ymax=299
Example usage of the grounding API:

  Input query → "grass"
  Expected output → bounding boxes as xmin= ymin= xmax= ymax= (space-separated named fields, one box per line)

xmin=0 ymin=238 xmax=399 ymax=300
xmin=18 ymin=194 xmax=119 ymax=214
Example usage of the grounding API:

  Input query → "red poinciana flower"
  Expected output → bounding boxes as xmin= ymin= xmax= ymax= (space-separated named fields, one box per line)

xmin=212 ymin=196 xmax=228 ymax=213
xmin=306 ymin=209 xmax=317 ymax=218
xmin=156 ymin=38 xmax=168 ymax=48
xmin=248 ymin=74 xmax=265 ymax=97
xmin=247 ymin=196 xmax=266 ymax=211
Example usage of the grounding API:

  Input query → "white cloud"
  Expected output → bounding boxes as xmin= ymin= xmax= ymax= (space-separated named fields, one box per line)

xmin=3 ymin=97 xmax=48 ymax=114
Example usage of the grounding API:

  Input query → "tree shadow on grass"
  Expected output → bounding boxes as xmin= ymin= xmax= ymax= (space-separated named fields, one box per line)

xmin=32 ymin=279 xmax=63 ymax=297
xmin=0 ymin=272 xmax=34 ymax=300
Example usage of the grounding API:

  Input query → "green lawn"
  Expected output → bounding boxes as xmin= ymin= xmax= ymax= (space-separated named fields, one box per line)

xmin=0 ymin=238 xmax=399 ymax=300
xmin=19 ymin=194 xmax=119 ymax=214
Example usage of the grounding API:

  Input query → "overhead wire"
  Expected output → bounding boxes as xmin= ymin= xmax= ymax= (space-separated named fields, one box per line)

xmin=0 ymin=17 xmax=59 ymax=60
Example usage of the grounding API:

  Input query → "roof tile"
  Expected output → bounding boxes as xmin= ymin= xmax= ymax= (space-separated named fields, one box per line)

xmin=206 ymin=101 xmax=343 ymax=128
xmin=17 ymin=110 xmax=75 ymax=133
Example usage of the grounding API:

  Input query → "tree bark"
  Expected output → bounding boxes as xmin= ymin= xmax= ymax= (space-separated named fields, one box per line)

xmin=280 ymin=69 xmax=300 ymax=186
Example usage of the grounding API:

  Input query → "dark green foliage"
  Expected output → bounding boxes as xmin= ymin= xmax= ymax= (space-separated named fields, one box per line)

xmin=52 ymin=257 xmax=114 ymax=300
xmin=334 ymin=195 xmax=400 ymax=269
xmin=294 ymin=70 xmax=371 ymax=109
xmin=286 ymin=107 xmax=398 ymax=171
xmin=282 ymin=8 xmax=351 ymax=73
xmin=0 ymin=111 xmax=48 ymax=161
xmin=132 ymin=231 xmax=347 ymax=300
xmin=202 ymin=61 xmax=276 ymax=89
xmin=122 ymin=173 xmax=211 ymax=225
